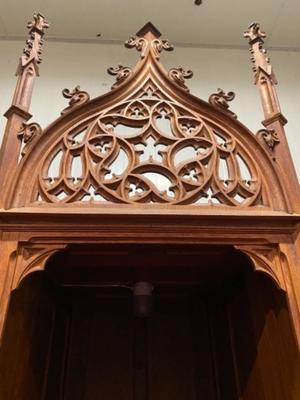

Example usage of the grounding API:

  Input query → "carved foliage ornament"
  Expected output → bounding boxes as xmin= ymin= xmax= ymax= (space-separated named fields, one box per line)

xmin=125 ymin=35 xmax=174 ymax=60
xmin=209 ymin=89 xmax=237 ymax=119
xmin=125 ymin=22 xmax=174 ymax=60
xmin=18 ymin=122 xmax=42 ymax=158
xmin=61 ymin=86 xmax=90 ymax=115
xmin=107 ymin=65 xmax=133 ymax=89
xmin=256 ymin=128 xmax=280 ymax=159
xmin=168 ymin=67 xmax=193 ymax=92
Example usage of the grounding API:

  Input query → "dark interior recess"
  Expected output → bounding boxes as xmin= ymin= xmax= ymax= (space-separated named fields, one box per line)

xmin=0 ymin=244 xmax=297 ymax=400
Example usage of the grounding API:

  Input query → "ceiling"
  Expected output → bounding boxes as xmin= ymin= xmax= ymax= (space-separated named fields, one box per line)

xmin=0 ymin=0 xmax=298 ymax=49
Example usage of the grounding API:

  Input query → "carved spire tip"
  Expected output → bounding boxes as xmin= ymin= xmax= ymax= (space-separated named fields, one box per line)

xmin=27 ymin=12 xmax=49 ymax=33
xmin=244 ymin=22 xmax=266 ymax=43
xmin=125 ymin=22 xmax=173 ymax=59
xmin=136 ymin=22 xmax=161 ymax=39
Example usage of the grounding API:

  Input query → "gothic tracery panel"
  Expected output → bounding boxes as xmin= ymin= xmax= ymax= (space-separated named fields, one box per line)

xmin=36 ymin=82 xmax=262 ymax=207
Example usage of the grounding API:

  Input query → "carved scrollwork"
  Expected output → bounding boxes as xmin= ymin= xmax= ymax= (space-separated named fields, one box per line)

xmin=209 ymin=88 xmax=237 ymax=119
xmin=18 ymin=122 xmax=42 ymax=158
xmin=151 ymin=38 xmax=174 ymax=59
xmin=107 ymin=65 xmax=133 ymax=89
xmin=125 ymin=30 xmax=173 ymax=60
xmin=256 ymin=128 xmax=280 ymax=157
xmin=235 ymin=244 xmax=286 ymax=291
xmin=125 ymin=36 xmax=147 ymax=58
xmin=168 ymin=67 xmax=193 ymax=92
xmin=61 ymin=85 xmax=90 ymax=115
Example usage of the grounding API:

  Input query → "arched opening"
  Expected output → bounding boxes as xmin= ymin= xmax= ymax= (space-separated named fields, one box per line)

xmin=0 ymin=244 xmax=298 ymax=400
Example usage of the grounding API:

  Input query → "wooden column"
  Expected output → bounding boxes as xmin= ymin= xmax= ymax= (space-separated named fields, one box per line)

xmin=0 ymin=233 xmax=18 ymax=344
xmin=0 ymin=13 xmax=49 ymax=208
xmin=244 ymin=23 xmax=300 ymax=213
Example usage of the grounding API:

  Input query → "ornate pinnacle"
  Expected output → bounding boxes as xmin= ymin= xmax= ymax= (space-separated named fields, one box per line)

xmin=18 ymin=13 xmax=49 ymax=72
xmin=244 ymin=22 xmax=276 ymax=84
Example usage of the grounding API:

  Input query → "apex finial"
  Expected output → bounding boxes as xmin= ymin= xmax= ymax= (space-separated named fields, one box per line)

xmin=243 ymin=22 xmax=276 ymax=84
xmin=27 ymin=12 xmax=49 ymax=33
xmin=125 ymin=23 xmax=173 ymax=60
xmin=136 ymin=22 xmax=161 ymax=39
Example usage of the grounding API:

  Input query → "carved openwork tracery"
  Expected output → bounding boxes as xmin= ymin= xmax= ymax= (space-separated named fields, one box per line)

xmin=36 ymin=84 xmax=262 ymax=206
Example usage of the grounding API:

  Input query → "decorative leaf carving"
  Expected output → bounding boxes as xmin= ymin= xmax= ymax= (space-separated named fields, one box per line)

xmin=107 ymin=65 xmax=132 ymax=89
xmin=125 ymin=36 xmax=147 ymax=58
xmin=256 ymin=128 xmax=280 ymax=157
xmin=168 ymin=67 xmax=193 ymax=92
xmin=18 ymin=122 xmax=42 ymax=157
xmin=61 ymin=85 xmax=90 ymax=115
xmin=209 ymin=88 xmax=237 ymax=119
xmin=151 ymin=38 xmax=174 ymax=59
xmin=125 ymin=24 xmax=173 ymax=60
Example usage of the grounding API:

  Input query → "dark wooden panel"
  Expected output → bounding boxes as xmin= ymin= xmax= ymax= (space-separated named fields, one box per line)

xmin=0 ymin=274 xmax=55 ymax=400
xmin=63 ymin=294 xmax=134 ymax=400
xmin=209 ymin=302 xmax=239 ymax=400
xmin=228 ymin=275 xmax=266 ymax=400
xmin=246 ymin=274 xmax=299 ymax=400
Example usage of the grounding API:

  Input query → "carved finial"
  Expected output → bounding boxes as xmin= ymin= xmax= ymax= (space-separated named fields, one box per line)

xmin=125 ymin=22 xmax=173 ymax=60
xmin=209 ymin=88 xmax=237 ymax=119
xmin=168 ymin=67 xmax=193 ymax=92
xmin=61 ymin=86 xmax=90 ymax=115
xmin=107 ymin=65 xmax=132 ymax=89
xmin=18 ymin=13 xmax=49 ymax=73
xmin=244 ymin=22 xmax=276 ymax=84
xmin=244 ymin=22 xmax=266 ymax=43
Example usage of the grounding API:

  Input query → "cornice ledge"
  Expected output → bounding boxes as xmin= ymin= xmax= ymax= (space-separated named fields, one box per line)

xmin=0 ymin=209 xmax=299 ymax=236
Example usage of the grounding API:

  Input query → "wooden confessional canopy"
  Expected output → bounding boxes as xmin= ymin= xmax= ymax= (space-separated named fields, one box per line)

xmin=0 ymin=21 xmax=299 ymax=212
xmin=0 ymin=14 xmax=300 ymax=400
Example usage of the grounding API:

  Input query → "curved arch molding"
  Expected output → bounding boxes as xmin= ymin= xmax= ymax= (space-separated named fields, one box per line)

xmin=235 ymin=244 xmax=287 ymax=291
xmin=12 ymin=243 xmax=67 ymax=290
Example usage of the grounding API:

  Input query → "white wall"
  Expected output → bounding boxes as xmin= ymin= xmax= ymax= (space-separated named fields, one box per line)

xmin=1 ymin=39 xmax=300 ymax=177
